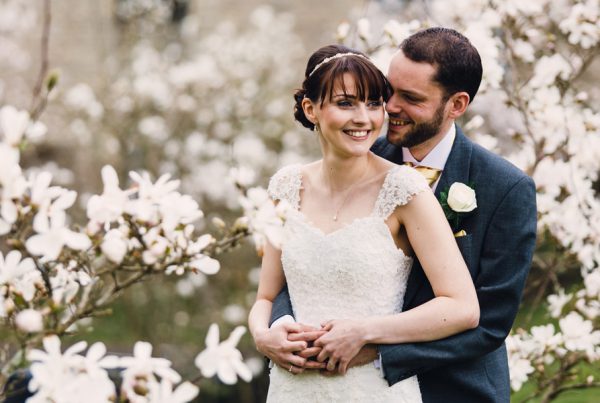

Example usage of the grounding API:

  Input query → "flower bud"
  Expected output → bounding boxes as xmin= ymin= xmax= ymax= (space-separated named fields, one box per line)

xmin=212 ymin=217 xmax=226 ymax=229
xmin=15 ymin=309 xmax=43 ymax=333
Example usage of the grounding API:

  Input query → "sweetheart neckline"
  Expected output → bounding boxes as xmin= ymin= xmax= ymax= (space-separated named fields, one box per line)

xmin=288 ymin=210 xmax=413 ymax=260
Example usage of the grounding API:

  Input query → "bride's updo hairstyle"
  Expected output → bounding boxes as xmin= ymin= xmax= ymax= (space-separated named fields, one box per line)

xmin=294 ymin=44 xmax=391 ymax=131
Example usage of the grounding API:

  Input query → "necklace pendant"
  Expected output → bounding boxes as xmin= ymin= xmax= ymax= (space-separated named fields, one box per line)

xmin=332 ymin=214 xmax=338 ymax=221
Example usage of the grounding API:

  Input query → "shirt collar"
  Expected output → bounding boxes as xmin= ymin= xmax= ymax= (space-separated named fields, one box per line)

xmin=402 ymin=123 xmax=456 ymax=169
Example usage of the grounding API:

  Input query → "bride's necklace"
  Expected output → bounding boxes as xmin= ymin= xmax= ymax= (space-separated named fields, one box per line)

xmin=324 ymin=159 xmax=370 ymax=222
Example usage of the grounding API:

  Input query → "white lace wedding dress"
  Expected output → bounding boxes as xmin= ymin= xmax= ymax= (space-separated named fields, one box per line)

xmin=266 ymin=164 xmax=429 ymax=403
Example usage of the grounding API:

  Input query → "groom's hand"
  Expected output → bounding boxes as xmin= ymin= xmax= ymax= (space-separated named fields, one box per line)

xmin=320 ymin=345 xmax=378 ymax=377
xmin=254 ymin=323 xmax=312 ymax=374
xmin=288 ymin=325 xmax=328 ymax=370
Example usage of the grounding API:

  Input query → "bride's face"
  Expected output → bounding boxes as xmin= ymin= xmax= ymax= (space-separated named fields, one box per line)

xmin=306 ymin=73 xmax=385 ymax=158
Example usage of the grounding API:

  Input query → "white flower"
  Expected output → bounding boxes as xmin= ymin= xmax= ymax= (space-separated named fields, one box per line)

xmin=189 ymin=254 xmax=220 ymax=275
xmin=584 ymin=269 xmax=600 ymax=298
xmin=26 ymin=211 xmax=92 ymax=260
xmin=447 ymin=183 xmax=477 ymax=212
xmin=0 ymin=105 xmax=30 ymax=146
xmin=529 ymin=54 xmax=573 ymax=89
xmin=383 ymin=19 xmax=420 ymax=45
xmin=0 ymin=250 xmax=40 ymax=301
xmin=27 ymin=336 xmax=117 ymax=403
xmin=239 ymin=187 xmax=289 ymax=249
xmin=158 ymin=192 xmax=203 ymax=233
xmin=87 ymin=165 xmax=133 ymax=225
xmin=129 ymin=170 xmax=180 ymax=202
xmin=194 ymin=324 xmax=252 ymax=385
xmin=530 ymin=324 xmax=562 ymax=351
xmin=357 ymin=18 xmax=371 ymax=43
xmin=119 ymin=341 xmax=182 ymax=388
xmin=223 ymin=304 xmax=246 ymax=325
xmin=15 ymin=309 xmax=43 ymax=332
xmin=336 ymin=21 xmax=350 ymax=41
xmin=148 ymin=380 xmax=199 ymax=403
xmin=547 ymin=288 xmax=572 ymax=318
xmin=509 ymin=356 xmax=534 ymax=391
xmin=101 ymin=228 xmax=129 ymax=264
xmin=27 ymin=336 xmax=88 ymax=397
xmin=64 ymin=83 xmax=104 ymax=118
xmin=559 ymin=312 xmax=599 ymax=354
xmin=229 ymin=166 xmax=256 ymax=188
xmin=49 ymin=262 xmax=91 ymax=304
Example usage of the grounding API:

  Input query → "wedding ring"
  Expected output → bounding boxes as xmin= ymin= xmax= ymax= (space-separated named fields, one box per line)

xmin=288 ymin=365 xmax=293 ymax=372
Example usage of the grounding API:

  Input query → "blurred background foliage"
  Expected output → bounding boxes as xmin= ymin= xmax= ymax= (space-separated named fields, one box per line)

xmin=1 ymin=0 xmax=598 ymax=402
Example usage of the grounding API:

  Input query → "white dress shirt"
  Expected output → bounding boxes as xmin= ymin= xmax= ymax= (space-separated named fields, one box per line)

xmin=401 ymin=123 xmax=456 ymax=192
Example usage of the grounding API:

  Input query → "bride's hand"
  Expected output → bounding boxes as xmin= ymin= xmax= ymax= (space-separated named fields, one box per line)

xmin=314 ymin=319 xmax=367 ymax=375
xmin=254 ymin=323 xmax=310 ymax=374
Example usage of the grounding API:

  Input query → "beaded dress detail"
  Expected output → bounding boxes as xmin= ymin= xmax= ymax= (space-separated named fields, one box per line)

xmin=266 ymin=164 xmax=429 ymax=403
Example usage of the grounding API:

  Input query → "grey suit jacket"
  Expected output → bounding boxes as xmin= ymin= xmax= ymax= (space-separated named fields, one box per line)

xmin=271 ymin=126 xmax=537 ymax=402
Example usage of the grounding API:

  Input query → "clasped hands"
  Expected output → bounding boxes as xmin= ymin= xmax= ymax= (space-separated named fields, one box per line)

xmin=254 ymin=319 xmax=378 ymax=376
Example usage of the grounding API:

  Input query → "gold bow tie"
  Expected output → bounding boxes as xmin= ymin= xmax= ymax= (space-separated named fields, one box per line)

xmin=404 ymin=162 xmax=442 ymax=187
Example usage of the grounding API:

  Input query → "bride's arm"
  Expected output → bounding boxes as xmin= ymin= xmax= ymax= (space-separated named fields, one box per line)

xmin=315 ymin=190 xmax=478 ymax=373
xmin=248 ymin=241 xmax=314 ymax=373
xmin=361 ymin=189 xmax=479 ymax=342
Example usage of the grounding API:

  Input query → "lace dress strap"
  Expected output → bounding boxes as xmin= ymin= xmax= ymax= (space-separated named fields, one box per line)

xmin=373 ymin=165 xmax=431 ymax=219
xmin=267 ymin=164 xmax=303 ymax=210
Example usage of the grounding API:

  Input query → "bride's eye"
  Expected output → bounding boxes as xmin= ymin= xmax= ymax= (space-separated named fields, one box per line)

xmin=337 ymin=100 xmax=353 ymax=107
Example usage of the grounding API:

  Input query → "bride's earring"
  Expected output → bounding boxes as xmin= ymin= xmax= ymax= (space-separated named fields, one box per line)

xmin=314 ymin=122 xmax=321 ymax=134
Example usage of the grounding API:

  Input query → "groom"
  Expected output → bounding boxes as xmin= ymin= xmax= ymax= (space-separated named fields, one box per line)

xmin=261 ymin=27 xmax=537 ymax=402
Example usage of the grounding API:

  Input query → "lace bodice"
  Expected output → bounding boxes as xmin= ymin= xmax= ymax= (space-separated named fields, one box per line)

xmin=266 ymin=164 xmax=428 ymax=403
xmin=267 ymin=163 xmax=429 ymax=325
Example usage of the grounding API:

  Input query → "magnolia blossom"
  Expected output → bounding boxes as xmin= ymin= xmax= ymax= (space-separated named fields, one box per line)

xmin=559 ymin=312 xmax=600 ymax=357
xmin=101 ymin=228 xmax=129 ymax=264
xmin=508 ymin=354 xmax=534 ymax=391
xmin=87 ymin=165 xmax=133 ymax=226
xmin=357 ymin=18 xmax=371 ymax=43
xmin=559 ymin=0 xmax=600 ymax=49
xmin=0 ymin=105 xmax=30 ymax=146
xmin=27 ymin=336 xmax=117 ymax=403
xmin=0 ymin=250 xmax=40 ymax=302
xmin=547 ymin=289 xmax=572 ymax=318
xmin=26 ymin=210 xmax=92 ymax=261
xmin=15 ymin=308 xmax=43 ymax=332
xmin=239 ymin=187 xmax=289 ymax=250
xmin=119 ymin=341 xmax=182 ymax=401
xmin=336 ymin=21 xmax=350 ymax=41
xmin=194 ymin=324 xmax=252 ymax=385
xmin=147 ymin=380 xmax=200 ymax=403
xmin=49 ymin=261 xmax=92 ymax=304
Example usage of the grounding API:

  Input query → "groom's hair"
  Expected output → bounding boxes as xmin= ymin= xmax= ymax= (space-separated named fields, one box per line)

xmin=401 ymin=27 xmax=483 ymax=104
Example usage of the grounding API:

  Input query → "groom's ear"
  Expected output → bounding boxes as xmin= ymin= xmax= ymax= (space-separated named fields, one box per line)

xmin=301 ymin=97 xmax=318 ymax=125
xmin=447 ymin=92 xmax=470 ymax=119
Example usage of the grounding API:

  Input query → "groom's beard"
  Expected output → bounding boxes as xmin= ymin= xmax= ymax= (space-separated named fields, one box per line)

xmin=387 ymin=101 xmax=445 ymax=148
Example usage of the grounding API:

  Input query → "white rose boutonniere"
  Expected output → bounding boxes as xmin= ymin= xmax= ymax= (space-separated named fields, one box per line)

xmin=447 ymin=183 xmax=477 ymax=212
xmin=439 ymin=182 xmax=477 ymax=229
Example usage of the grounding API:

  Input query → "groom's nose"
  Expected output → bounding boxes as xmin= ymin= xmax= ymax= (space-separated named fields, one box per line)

xmin=385 ymin=92 xmax=402 ymax=115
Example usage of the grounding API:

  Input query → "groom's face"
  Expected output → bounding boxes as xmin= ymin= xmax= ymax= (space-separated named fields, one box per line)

xmin=385 ymin=51 xmax=450 ymax=149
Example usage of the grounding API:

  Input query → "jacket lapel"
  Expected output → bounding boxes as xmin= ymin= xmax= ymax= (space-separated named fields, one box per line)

xmin=403 ymin=126 xmax=474 ymax=309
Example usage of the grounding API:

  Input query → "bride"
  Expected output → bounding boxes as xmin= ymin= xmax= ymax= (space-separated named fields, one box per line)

xmin=248 ymin=44 xmax=479 ymax=402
